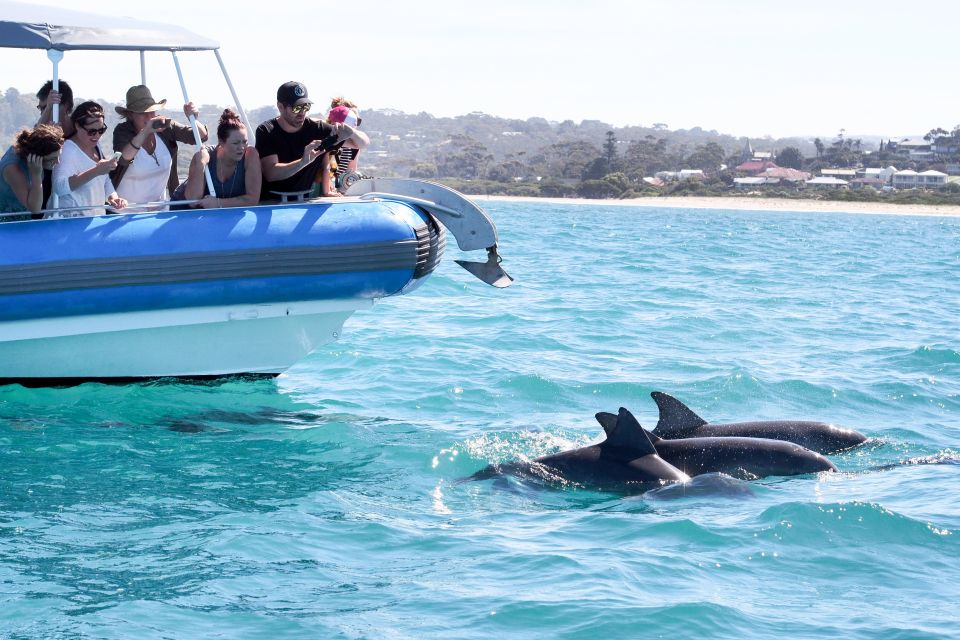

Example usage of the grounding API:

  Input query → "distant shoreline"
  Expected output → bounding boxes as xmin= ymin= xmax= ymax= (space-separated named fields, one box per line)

xmin=470 ymin=195 xmax=960 ymax=217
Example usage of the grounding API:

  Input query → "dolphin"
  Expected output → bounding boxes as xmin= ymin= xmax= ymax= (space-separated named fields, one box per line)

xmin=650 ymin=391 xmax=867 ymax=454
xmin=469 ymin=408 xmax=690 ymax=490
xmin=596 ymin=412 xmax=838 ymax=479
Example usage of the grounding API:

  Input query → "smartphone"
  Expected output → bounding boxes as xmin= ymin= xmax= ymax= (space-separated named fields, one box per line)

xmin=112 ymin=151 xmax=122 ymax=161
xmin=151 ymin=118 xmax=167 ymax=130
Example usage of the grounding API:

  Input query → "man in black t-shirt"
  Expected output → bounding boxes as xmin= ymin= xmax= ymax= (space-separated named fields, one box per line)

xmin=256 ymin=81 xmax=369 ymax=200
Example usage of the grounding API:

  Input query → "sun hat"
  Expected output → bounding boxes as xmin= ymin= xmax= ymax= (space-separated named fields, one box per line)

xmin=115 ymin=85 xmax=167 ymax=116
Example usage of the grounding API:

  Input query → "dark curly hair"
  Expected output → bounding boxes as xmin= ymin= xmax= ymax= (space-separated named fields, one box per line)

xmin=13 ymin=123 xmax=64 ymax=159
xmin=216 ymin=108 xmax=245 ymax=142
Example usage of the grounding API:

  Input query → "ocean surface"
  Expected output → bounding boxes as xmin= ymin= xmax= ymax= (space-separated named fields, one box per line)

xmin=2 ymin=201 xmax=959 ymax=639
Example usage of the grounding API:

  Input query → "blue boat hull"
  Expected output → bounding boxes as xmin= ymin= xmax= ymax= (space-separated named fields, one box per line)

xmin=0 ymin=199 xmax=445 ymax=381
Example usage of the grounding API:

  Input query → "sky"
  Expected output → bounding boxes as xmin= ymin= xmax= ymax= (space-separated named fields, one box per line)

xmin=3 ymin=0 xmax=958 ymax=139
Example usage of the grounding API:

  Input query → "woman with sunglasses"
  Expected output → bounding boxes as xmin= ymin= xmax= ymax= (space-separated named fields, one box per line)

xmin=0 ymin=124 xmax=63 ymax=220
xmin=50 ymin=101 xmax=127 ymax=218
xmin=111 ymin=85 xmax=208 ymax=211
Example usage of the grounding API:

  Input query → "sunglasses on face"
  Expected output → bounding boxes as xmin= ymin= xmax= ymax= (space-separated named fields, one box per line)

xmin=289 ymin=104 xmax=311 ymax=114
xmin=356 ymin=117 xmax=363 ymax=126
xmin=83 ymin=126 xmax=108 ymax=136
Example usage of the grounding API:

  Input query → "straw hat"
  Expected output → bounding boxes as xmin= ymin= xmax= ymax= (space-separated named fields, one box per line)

xmin=115 ymin=85 xmax=167 ymax=116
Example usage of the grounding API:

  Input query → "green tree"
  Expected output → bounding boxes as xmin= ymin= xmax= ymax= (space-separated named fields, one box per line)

xmin=603 ymin=130 xmax=619 ymax=171
xmin=538 ymin=178 xmax=577 ymax=198
xmin=577 ymin=178 xmax=621 ymax=199
xmin=685 ymin=142 xmax=725 ymax=172
xmin=436 ymin=134 xmax=492 ymax=179
xmin=532 ymin=140 xmax=600 ymax=179
xmin=776 ymin=146 xmax=804 ymax=170
xmin=486 ymin=158 xmax=527 ymax=182
xmin=409 ymin=162 xmax=438 ymax=179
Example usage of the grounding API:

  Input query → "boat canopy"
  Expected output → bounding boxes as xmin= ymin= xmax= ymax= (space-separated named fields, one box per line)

xmin=0 ymin=0 xmax=219 ymax=51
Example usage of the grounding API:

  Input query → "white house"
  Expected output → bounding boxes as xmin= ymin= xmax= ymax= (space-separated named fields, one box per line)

xmin=734 ymin=176 xmax=779 ymax=188
xmin=893 ymin=169 xmax=947 ymax=188
xmin=897 ymin=138 xmax=935 ymax=161
xmin=856 ymin=166 xmax=897 ymax=184
xmin=806 ymin=176 xmax=849 ymax=189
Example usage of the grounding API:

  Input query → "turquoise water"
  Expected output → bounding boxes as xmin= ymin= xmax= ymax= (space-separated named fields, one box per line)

xmin=2 ymin=202 xmax=959 ymax=639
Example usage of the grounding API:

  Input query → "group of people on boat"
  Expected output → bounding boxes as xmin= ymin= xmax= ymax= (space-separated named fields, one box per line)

xmin=0 ymin=79 xmax=368 ymax=220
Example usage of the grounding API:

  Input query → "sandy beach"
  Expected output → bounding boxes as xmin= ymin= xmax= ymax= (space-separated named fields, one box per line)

xmin=471 ymin=195 xmax=960 ymax=217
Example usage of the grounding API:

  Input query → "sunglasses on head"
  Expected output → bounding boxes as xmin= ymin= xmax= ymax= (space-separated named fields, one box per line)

xmin=83 ymin=125 xmax=108 ymax=136
xmin=289 ymin=103 xmax=311 ymax=114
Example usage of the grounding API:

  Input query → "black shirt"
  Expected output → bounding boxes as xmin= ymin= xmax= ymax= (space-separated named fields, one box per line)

xmin=255 ymin=117 xmax=341 ymax=196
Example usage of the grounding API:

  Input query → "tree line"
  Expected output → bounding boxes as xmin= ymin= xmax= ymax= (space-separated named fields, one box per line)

xmin=3 ymin=85 xmax=956 ymax=201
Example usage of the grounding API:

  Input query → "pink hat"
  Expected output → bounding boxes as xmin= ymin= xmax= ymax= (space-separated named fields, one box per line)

xmin=328 ymin=106 xmax=350 ymax=123
xmin=328 ymin=105 xmax=358 ymax=127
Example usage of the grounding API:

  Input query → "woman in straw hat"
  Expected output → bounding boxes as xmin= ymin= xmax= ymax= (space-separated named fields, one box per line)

xmin=111 ymin=84 xmax=208 ymax=211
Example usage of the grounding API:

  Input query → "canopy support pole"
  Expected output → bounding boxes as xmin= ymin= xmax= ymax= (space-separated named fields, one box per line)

xmin=171 ymin=50 xmax=216 ymax=198
xmin=46 ymin=48 xmax=64 ymax=208
xmin=213 ymin=49 xmax=253 ymax=138
xmin=140 ymin=50 xmax=146 ymax=84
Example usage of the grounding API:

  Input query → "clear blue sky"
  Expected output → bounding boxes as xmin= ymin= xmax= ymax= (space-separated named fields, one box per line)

xmin=4 ymin=0 xmax=957 ymax=139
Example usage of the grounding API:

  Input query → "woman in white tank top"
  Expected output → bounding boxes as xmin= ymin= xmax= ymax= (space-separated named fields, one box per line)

xmin=110 ymin=85 xmax=208 ymax=211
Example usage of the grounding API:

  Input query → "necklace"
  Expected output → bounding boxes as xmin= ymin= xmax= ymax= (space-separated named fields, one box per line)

xmin=143 ymin=135 xmax=160 ymax=166
xmin=213 ymin=148 xmax=243 ymax=197
xmin=145 ymin=145 xmax=159 ymax=167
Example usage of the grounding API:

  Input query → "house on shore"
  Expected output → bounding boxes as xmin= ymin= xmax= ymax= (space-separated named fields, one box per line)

xmin=734 ymin=176 xmax=779 ymax=189
xmin=892 ymin=169 xmax=948 ymax=189
xmin=806 ymin=176 xmax=849 ymax=189
xmin=735 ymin=159 xmax=778 ymax=175
xmin=896 ymin=138 xmax=935 ymax=162
xmin=850 ymin=166 xmax=897 ymax=189
xmin=820 ymin=168 xmax=857 ymax=180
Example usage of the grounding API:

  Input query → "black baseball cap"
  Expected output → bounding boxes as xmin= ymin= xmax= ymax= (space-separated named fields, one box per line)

xmin=277 ymin=81 xmax=310 ymax=106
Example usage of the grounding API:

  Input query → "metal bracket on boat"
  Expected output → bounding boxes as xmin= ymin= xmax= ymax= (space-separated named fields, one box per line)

xmin=454 ymin=245 xmax=513 ymax=289
xmin=346 ymin=178 xmax=513 ymax=287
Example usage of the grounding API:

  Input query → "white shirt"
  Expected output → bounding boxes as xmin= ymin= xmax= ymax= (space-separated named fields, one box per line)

xmin=115 ymin=139 xmax=172 ymax=211
xmin=50 ymin=139 xmax=115 ymax=218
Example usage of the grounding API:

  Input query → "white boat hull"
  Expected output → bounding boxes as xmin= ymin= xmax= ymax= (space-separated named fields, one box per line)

xmin=0 ymin=299 xmax=372 ymax=381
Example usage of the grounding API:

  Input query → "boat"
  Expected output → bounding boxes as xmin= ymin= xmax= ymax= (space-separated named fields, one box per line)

xmin=0 ymin=1 xmax=512 ymax=385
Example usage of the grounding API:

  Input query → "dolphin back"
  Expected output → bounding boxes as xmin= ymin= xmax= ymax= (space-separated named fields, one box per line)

xmin=652 ymin=436 xmax=838 ymax=479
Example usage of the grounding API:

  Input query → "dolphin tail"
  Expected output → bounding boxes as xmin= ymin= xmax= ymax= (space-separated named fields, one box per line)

xmin=651 ymin=391 xmax=708 ymax=438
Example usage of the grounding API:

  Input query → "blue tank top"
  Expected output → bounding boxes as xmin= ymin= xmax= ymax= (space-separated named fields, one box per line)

xmin=172 ymin=145 xmax=248 ymax=202
xmin=0 ymin=146 xmax=32 ymax=216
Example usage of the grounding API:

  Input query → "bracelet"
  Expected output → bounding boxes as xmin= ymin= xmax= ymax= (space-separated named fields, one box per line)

xmin=130 ymin=142 xmax=141 ymax=150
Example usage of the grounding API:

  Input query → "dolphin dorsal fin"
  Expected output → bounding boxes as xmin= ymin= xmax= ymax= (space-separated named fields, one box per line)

xmin=598 ymin=410 xmax=663 ymax=443
xmin=602 ymin=408 xmax=657 ymax=456
xmin=651 ymin=391 xmax=708 ymax=437
xmin=595 ymin=411 xmax=618 ymax=436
